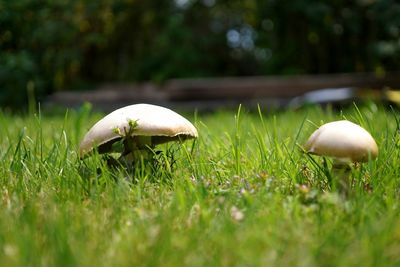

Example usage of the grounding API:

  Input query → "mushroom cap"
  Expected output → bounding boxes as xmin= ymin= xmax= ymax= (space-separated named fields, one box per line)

xmin=304 ymin=120 xmax=378 ymax=162
xmin=79 ymin=104 xmax=198 ymax=158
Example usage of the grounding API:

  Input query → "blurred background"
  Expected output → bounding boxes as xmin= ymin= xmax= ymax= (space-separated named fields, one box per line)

xmin=1 ymin=0 xmax=400 ymax=110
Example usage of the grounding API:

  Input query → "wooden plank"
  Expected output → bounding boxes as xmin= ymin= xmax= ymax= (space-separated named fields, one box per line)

xmin=165 ymin=72 xmax=400 ymax=100
xmin=46 ymin=72 xmax=400 ymax=111
xmin=47 ymin=83 xmax=167 ymax=108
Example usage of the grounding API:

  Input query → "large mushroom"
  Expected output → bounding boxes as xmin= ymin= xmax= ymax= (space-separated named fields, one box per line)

xmin=304 ymin=120 xmax=378 ymax=194
xmin=79 ymin=103 xmax=198 ymax=167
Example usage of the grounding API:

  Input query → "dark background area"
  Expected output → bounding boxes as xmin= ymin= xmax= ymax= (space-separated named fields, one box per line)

xmin=1 ymin=0 xmax=400 ymax=109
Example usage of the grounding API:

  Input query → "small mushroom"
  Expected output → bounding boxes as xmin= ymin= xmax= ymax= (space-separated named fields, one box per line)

xmin=79 ymin=103 xmax=198 ymax=166
xmin=304 ymin=120 xmax=378 ymax=194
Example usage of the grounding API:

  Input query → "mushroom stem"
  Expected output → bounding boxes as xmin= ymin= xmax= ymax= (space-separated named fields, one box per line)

xmin=113 ymin=149 xmax=151 ymax=173
xmin=121 ymin=148 xmax=153 ymax=163
xmin=331 ymin=159 xmax=352 ymax=197
xmin=122 ymin=145 xmax=154 ymax=168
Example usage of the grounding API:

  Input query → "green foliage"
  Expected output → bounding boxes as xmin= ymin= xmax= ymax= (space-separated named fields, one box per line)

xmin=0 ymin=51 xmax=38 ymax=108
xmin=0 ymin=0 xmax=123 ymax=108
xmin=1 ymin=0 xmax=400 ymax=108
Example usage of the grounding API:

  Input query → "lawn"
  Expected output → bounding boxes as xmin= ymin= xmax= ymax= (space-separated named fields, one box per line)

xmin=0 ymin=102 xmax=399 ymax=267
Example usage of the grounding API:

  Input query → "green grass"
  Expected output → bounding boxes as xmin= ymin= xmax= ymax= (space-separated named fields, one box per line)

xmin=0 ymin=102 xmax=399 ymax=267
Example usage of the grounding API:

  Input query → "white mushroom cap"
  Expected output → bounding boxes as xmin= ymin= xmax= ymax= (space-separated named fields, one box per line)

xmin=79 ymin=104 xmax=198 ymax=158
xmin=304 ymin=120 xmax=378 ymax=162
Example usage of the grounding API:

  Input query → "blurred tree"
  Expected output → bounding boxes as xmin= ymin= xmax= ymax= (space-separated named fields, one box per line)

xmin=0 ymin=0 xmax=126 ymax=108
xmin=0 ymin=0 xmax=400 ymax=109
